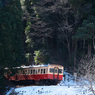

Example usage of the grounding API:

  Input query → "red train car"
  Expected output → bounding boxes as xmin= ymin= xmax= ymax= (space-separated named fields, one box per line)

xmin=4 ymin=64 xmax=64 ymax=85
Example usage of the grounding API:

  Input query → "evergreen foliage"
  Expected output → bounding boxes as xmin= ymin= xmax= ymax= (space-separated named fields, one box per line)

xmin=0 ymin=0 xmax=26 ymax=92
xmin=0 ymin=0 xmax=26 ymax=68
xmin=73 ymin=15 xmax=95 ymax=39
xmin=34 ymin=50 xmax=50 ymax=65
xmin=23 ymin=0 xmax=76 ymax=65
xmin=23 ymin=0 xmax=95 ymax=68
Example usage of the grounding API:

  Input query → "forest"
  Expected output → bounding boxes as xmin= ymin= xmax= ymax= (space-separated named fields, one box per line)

xmin=0 ymin=0 xmax=95 ymax=93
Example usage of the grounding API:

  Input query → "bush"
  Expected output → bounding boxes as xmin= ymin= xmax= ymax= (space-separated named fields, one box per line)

xmin=34 ymin=49 xmax=50 ymax=64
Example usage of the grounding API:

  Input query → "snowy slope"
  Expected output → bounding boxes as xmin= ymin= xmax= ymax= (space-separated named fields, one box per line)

xmin=7 ymin=86 xmax=93 ymax=95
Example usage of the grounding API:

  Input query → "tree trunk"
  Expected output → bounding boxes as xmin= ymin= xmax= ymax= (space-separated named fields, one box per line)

xmin=74 ymin=39 xmax=77 ymax=71
xmin=88 ymin=44 xmax=91 ymax=58
xmin=68 ymin=44 xmax=71 ymax=59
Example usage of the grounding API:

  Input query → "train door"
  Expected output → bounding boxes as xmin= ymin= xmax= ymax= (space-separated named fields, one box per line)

xmin=53 ymin=67 xmax=59 ymax=80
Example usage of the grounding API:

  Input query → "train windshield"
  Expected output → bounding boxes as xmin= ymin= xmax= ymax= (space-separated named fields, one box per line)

xmin=55 ymin=69 xmax=57 ymax=73
xmin=59 ymin=69 xmax=62 ymax=73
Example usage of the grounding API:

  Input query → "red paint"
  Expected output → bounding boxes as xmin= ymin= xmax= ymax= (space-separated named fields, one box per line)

xmin=5 ymin=74 xmax=63 ymax=81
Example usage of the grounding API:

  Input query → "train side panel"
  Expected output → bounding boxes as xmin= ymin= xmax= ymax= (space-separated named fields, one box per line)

xmin=7 ymin=74 xmax=63 ymax=81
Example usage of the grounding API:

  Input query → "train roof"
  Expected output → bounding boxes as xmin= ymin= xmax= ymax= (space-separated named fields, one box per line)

xmin=19 ymin=64 xmax=49 ymax=69
xmin=5 ymin=64 xmax=63 ymax=69
xmin=5 ymin=64 xmax=49 ymax=69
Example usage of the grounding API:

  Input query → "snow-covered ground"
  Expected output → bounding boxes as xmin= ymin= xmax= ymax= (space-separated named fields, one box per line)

xmin=6 ymin=71 xmax=94 ymax=95
xmin=7 ymin=85 xmax=94 ymax=95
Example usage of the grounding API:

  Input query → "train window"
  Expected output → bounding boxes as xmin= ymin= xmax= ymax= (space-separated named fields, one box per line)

xmin=55 ymin=69 xmax=57 ymax=73
xmin=23 ymin=70 xmax=25 ymax=74
xmin=25 ymin=70 xmax=27 ymax=74
xmin=41 ymin=69 xmax=43 ymax=74
xmin=17 ymin=70 xmax=19 ymax=75
xmin=59 ymin=69 xmax=62 ymax=73
xmin=50 ymin=68 xmax=54 ymax=73
xmin=33 ymin=70 xmax=35 ymax=74
xmin=36 ymin=70 xmax=37 ymax=74
xmin=28 ymin=70 xmax=30 ymax=74
xmin=44 ymin=69 xmax=45 ymax=74
xmin=38 ymin=69 xmax=40 ymax=74
xmin=31 ymin=70 xmax=32 ymax=74
xmin=12 ymin=70 xmax=15 ymax=75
